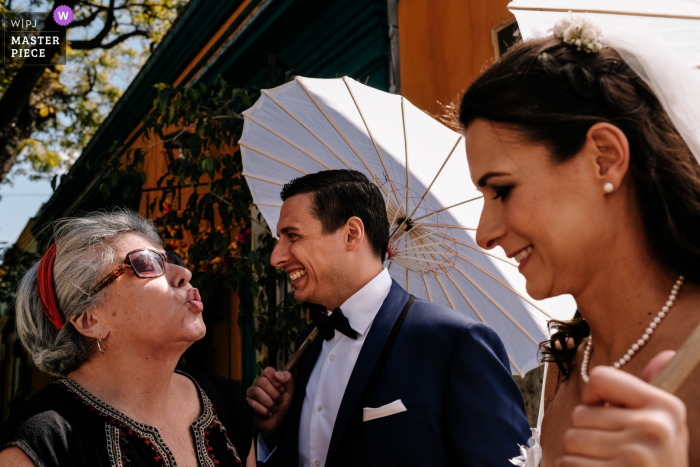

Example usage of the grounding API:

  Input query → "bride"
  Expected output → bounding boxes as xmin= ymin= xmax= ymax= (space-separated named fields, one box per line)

xmin=459 ymin=15 xmax=698 ymax=466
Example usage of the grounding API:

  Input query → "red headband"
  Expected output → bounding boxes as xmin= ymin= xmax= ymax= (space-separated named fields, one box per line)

xmin=37 ymin=243 xmax=65 ymax=331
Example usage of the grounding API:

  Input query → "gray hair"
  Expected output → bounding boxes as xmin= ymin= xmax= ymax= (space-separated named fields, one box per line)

xmin=16 ymin=209 xmax=161 ymax=377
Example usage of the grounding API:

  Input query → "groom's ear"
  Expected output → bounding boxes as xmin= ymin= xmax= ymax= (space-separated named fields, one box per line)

xmin=345 ymin=216 xmax=365 ymax=252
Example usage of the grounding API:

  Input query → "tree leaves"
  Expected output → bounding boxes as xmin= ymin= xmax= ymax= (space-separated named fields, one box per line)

xmin=0 ymin=1 xmax=186 ymax=183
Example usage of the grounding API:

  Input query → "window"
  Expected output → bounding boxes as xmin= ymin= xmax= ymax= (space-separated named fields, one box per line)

xmin=492 ymin=18 xmax=521 ymax=60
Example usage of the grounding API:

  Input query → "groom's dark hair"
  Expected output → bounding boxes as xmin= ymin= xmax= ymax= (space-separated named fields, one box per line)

xmin=281 ymin=170 xmax=389 ymax=261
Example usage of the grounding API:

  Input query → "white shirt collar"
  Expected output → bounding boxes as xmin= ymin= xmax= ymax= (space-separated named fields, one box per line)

xmin=333 ymin=268 xmax=392 ymax=336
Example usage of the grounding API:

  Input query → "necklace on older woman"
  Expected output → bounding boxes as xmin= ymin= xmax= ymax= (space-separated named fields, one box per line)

xmin=581 ymin=275 xmax=685 ymax=383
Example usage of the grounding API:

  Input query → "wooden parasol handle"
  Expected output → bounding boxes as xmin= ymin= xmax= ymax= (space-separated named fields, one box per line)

xmin=282 ymin=327 xmax=319 ymax=373
xmin=650 ymin=320 xmax=700 ymax=394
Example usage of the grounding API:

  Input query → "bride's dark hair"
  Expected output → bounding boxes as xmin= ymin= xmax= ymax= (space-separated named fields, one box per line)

xmin=459 ymin=36 xmax=700 ymax=380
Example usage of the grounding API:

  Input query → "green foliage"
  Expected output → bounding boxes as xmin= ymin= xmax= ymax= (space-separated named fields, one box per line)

xmin=0 ymin=244 xmax=41 ymax=320
xmin=104 ymin=77 xmax=306 ymax=373
xmin=1 ymin=0 xmax=187 ymax=181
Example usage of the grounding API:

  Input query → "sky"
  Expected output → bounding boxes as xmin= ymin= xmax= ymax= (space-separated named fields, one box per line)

xmin=0 ymin=169 xmax=53 ymax=246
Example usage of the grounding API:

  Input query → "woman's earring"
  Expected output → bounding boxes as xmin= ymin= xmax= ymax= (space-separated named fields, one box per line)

xmin=97 ymin=335 xmax=105 ymax=354
xmin=603 ymin=182 xmax=614 ymax=193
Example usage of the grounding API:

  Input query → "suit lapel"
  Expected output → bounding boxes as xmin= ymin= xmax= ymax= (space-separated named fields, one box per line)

xmin=279 ymin=329 xmax=324 ymax=467
xmin=325 ymin=281 xmax=410 ymax=466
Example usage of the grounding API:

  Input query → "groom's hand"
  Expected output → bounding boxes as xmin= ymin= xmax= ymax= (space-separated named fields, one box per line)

xmin=246 ymin=367 xmax=294 ymax=446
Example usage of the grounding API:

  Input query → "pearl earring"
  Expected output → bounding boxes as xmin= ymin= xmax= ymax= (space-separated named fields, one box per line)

xmin=603 ymin=182 xmax=614 ymax=193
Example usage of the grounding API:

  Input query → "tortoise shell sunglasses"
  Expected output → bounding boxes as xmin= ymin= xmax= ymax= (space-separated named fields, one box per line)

xmin=91 ymin=249 xmax=187 ymax=295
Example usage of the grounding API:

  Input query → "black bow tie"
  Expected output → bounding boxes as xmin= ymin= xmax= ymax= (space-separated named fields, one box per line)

xmin=309 ymin=306 xmax=358 ymax=341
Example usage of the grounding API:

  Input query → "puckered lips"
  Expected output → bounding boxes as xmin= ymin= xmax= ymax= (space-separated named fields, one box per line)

xmin=287 ymin=268 xmax=307 ymax=287
xmin=187 ymin=288 xmax=203 ymax=313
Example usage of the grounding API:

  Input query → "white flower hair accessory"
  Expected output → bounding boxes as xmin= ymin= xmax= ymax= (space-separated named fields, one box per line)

xmin=552 ymin=12 xmax=603 ymax=53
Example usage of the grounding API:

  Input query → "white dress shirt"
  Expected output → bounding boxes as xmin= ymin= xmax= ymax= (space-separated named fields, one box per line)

xmin=257 ymin=268 xmax=392 ymax=467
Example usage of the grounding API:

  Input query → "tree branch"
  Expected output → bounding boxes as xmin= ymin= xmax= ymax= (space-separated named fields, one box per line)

xmin=71 ymin=29 xmax=150 ymax=49
xmin=70 ymin=7 xmax=106 ymax=29
xmin=80 ymin=66 xmax=97 ymax=97
xmin=78 ymin=0 xmax=115 ymax=10
xmin=69 ymin=0 xmax=116 ymax=50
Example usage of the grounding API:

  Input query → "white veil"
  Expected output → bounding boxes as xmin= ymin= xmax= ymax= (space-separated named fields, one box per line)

xmin=509 ymin=1 xmax=700 ymax=164
xmin=604 ymin=34 xmax=700 ymax=162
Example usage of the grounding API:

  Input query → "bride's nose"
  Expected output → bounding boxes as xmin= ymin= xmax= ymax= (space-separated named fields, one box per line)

xmin=476 ymin=204 xmax=505 ymax=250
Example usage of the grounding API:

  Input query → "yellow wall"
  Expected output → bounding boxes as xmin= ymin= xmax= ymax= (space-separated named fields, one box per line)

xmin=399 ymin=0 xmax=513 ymax=115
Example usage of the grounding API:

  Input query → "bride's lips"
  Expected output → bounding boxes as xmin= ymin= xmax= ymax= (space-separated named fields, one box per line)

xmin=510 ymin=245 xmax=534 ymax=273
xmin=518 ymin=253 xmax=532 ymax=273
xmin=187 ymin=288 xmax=204 ymax=313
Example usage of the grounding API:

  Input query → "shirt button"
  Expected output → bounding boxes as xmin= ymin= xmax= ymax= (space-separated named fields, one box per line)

xmin=329 ymin=354 xmax=335 ymax=361
xmin=316 ymin=404 xmax=323 ymax=412
xmin=315 ymin=461 xmax=321 ymax=467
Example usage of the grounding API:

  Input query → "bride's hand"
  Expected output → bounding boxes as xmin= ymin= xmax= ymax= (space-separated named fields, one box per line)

xmin=558 ymin=351 xmax=688 ymax=467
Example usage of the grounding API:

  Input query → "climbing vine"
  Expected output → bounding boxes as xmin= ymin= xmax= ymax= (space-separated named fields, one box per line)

xmin=102 ymin=77 xmax=305 ymax=374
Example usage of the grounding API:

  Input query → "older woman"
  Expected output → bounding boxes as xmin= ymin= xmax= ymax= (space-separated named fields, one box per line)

xmin=0 ymin=211 xmax=254 ymax=467
xmin=460 ymin=19 xmax=698 ymax=467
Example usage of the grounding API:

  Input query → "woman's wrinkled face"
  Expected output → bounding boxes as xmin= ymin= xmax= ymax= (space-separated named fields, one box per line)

xmin=96 ymin=232 xmax=205 ymax=354
xmin=465 ymin=119 xmax=613 ymax=300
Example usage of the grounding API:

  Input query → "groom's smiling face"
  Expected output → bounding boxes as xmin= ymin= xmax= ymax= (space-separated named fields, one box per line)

xmin=271 ymin=193 xmax=347 ymax=306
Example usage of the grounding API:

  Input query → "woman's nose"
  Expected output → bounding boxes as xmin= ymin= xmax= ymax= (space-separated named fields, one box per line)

xmin=167 ymin=262 xmax=192 ymax=288
xmin=475 ymin=204 xmax=505 ymax=250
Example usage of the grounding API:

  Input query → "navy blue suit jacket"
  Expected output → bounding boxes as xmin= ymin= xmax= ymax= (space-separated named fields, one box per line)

xmin=272 ymin=280 xmax=530 ymax=466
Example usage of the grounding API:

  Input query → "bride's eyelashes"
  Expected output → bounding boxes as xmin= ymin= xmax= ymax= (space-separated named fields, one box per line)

xmin=492 ymin=185 xmax=513 ymax=201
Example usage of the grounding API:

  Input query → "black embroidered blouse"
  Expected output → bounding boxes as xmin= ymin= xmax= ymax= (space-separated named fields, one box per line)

xmin=0 ymin=371 xmax=253 ymax=467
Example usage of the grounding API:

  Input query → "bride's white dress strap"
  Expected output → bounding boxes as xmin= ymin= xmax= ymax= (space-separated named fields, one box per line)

xmin=509 ymin=362 xmax=546 ymax=466
xmin=537 ymin=361 xmax=548 ymax=430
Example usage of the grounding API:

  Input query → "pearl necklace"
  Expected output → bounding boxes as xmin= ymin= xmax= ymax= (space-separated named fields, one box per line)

xmin=581 ymin=275 xmax=685 ymax=383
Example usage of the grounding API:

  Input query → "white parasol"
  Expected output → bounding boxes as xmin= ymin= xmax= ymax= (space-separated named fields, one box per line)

xmin=239 ymin=76 xmax=576 ymax=376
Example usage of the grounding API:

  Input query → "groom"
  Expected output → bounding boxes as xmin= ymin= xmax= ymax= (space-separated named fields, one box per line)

xmin=247 ymin=170 xmax=530 ymax=466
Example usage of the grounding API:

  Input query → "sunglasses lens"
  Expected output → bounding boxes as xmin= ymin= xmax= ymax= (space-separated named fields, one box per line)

xmin=166 ymin=251 xmax=186 ymax=268
xmin=129 ymin=250 xmax=165 ymax=277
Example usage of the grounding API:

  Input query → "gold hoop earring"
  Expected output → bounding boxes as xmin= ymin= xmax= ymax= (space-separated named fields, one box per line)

xmin=97 ymin=335 xmax=105 ymax=354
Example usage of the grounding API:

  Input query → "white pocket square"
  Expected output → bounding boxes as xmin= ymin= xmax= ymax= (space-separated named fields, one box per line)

xmin=363 ymin=399 xmax=407 ymax=422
